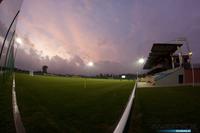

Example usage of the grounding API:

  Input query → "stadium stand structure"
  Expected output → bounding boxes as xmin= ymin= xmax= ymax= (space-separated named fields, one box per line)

xmin=140 ymin=43 xmax=200 ymax=87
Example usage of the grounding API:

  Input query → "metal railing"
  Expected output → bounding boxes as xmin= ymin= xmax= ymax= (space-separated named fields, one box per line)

xmin=12 ymin=74 xmax=26 ymax=133
xmin=113 ymin=82 xmax=137 ymax=133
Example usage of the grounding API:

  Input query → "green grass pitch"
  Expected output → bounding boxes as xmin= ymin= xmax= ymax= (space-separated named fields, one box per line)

xmin=4 ymin=73 xmax=200 ymax=133
xmin=131 ymin=86 xmax=200 ymax=133
xmin=15 ymin=73 xmax=134 ymax=133
xmin=0 ymin=75 xmax=15 ymax=133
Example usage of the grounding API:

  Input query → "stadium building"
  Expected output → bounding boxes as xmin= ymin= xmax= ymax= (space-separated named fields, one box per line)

xmin=140 ymin=43 xmax=200 ymax=87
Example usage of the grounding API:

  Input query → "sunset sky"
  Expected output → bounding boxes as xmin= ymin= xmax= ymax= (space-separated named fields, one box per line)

xmin=15 ymin=0 xmax=200 ymax=75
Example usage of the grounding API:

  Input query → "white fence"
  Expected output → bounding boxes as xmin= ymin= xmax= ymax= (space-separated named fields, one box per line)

xmin=113 ymin=82 xmax=137 ymax=133
xmin=12 ymin=74 xmax=26 ymax=133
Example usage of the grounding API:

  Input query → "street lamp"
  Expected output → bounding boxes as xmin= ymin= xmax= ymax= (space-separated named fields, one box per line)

xmin=84 ymin=61 xmax=94 ymax=88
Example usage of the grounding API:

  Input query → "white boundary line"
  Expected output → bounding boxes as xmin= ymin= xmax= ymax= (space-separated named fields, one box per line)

xmin=12 ymin=74 xmax=26 ymax=133
xmin=113 ymin=82 xmax=137 ymax=133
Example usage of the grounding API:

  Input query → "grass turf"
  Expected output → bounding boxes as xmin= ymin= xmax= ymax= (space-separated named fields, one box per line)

xmin=15 ymin=73 xmax=134 ymax=133
xmin=131 ymin=86 xmax=200 ymax=133
xmin=0 ymin=74 xmax=15 ymax=133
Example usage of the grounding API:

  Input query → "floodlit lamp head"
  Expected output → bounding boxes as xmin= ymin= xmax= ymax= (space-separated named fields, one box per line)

xmin=138 ymin=58 xmax=145 ymax=64
xmin=121 ymin=75 xmax=126 ymax=79
xmin=189 ymin=51 xmax=193 ymax=56
xmin=87 ymin=61 xmax=94 ymax=67
xmin=15 ymin=37 xmax=23 ymax=44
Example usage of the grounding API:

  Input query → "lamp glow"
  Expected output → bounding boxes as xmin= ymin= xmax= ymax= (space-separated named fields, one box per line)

xmin=189 ymin=51 xmax=193 ymax=56
xmin=15 ymin=37 xmax=23 ymax=44
xmin=138 ymin=58 xmax=145 ymax=64
xmin=87 ymin=61 xmax=94 ymax=67
xmin=121 ymin=75 xmax=126 ymax=79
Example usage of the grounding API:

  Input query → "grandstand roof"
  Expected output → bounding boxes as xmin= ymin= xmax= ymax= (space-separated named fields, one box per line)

xmin=143 ymin=43 xmax=183 ymax=69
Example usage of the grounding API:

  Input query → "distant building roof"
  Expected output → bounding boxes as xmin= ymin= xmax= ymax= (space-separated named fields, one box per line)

xmin=143 ymin=43 xmax=183 ymax=69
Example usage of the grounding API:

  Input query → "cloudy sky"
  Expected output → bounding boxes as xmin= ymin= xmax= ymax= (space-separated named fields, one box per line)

xmin=15 ymin=0 xmax=200 ymax=75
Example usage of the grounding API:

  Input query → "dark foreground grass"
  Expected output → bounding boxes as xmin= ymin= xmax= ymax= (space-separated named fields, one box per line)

xmin=0 ymin=75 xmax=15 ymax=133
xmin=131 ymin=86 xmax=200 ymax=133
xmin=15 ymin=73 xmax=134 ymax=133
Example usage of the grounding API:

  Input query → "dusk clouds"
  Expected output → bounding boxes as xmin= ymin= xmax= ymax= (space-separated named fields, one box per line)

xmin=15 ymin=41 xmax=133 ymax=75
xmin=15 ymin=0 xmax=200 ymax=74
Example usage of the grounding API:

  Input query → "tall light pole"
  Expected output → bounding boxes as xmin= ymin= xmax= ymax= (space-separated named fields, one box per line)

xmin=84 ymin=61 xmax=94 ymax=88
xmin=188 ymin=51 xmax=195 ymax=87
xmin=137 ymin=58 xmax=145 ymax=81
xmin=176 ymin=38 xmax=195 ymax=87
xmin=14 ymin=37 xmax=23 ymax=65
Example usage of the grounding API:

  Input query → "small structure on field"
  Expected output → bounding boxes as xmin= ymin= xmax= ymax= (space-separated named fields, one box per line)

xmin=42 ymin=65 xmax=48 ymax=74
xmin=29 ymin=71 xmax=34 ymax=76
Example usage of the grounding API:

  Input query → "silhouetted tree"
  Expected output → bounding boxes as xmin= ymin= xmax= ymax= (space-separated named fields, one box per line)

xmin=42 ymin=65 xmax=48 ymax=74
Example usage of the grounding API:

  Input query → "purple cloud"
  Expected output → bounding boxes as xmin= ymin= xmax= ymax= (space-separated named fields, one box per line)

xmin=15 ymin=0 xmax=200 ymax=74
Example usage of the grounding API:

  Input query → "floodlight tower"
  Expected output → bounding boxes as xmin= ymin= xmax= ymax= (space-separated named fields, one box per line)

xmin=176 ymin=38 xmax=194 ymax=87
xmin=137 ymin=58 xmax=145 ymax=81
xmin=14 ymin=37 xmax=23 ymax=60
xmin=84 ymin=61 xmax=94 ymax=88
xmin=138 ymin=58 xmax=145 ymax=65
xmin=185 ymin=41 xmax=194 ymax=87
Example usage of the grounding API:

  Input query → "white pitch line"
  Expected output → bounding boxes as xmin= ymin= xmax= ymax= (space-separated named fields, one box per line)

xmin=12 ymin=74 xmax=26 ymax=133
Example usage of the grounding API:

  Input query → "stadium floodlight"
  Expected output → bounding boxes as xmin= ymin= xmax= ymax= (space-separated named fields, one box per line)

xmin=138 ymin=58 xmax=145 ymax=65
xmin=15 ymin=37 xmax=23 ymax=44
xmin=189 ymin=51 xmax=193 ymax=56
xmin=136 ymin=58 xmax=145 ymax=81
xmin=84 ymin=61 xmax=94 ymax=88
xmin=87 ymin=61 xmax=94 ymax=67
xmin=14 ymin=37 xmax=23 ymax=63
xmin=121 ymin=75 xmax=126 ymax=79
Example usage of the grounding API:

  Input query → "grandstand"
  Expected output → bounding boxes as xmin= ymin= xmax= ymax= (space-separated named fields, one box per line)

xmin=139 ymin=43 xmax=200 ymax=87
